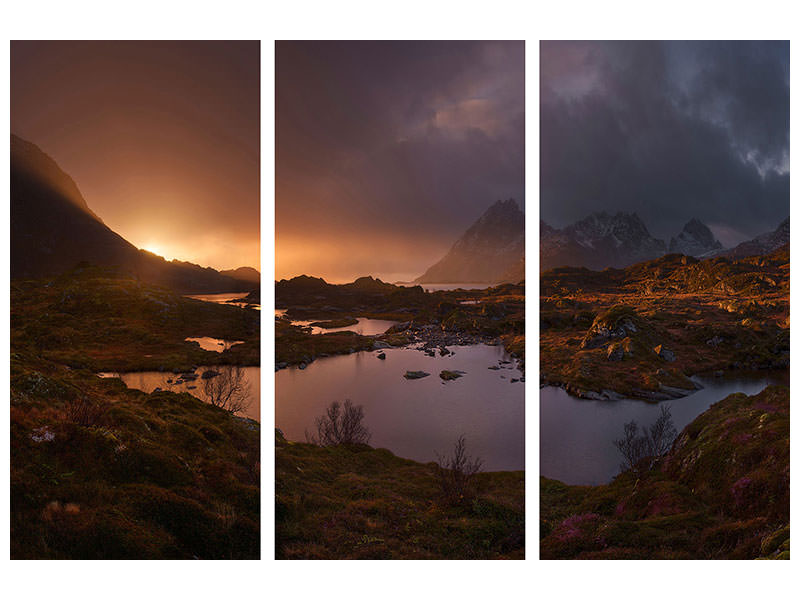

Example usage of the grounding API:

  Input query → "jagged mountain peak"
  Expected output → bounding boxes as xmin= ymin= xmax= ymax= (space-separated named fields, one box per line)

xmin=723 ymin=217 xmax=789 ymax=259
xmin=415 ymin=199 xmax=525 ymax=284
xmin=669 ymin=218 xmax=723 ymax=256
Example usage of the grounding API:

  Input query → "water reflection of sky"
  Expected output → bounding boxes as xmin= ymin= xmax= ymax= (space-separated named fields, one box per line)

xmin=276 ymin=344 xmax=525 ymax=471
xmin=98 ymin=367 xmax=260 ymax=421
xmin=540 ymin=373 xmax=788 ymax=485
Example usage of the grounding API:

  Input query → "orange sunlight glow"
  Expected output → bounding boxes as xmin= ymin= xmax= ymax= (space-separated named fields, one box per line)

xmin=141 ymin=244 xmax=170 ymax=260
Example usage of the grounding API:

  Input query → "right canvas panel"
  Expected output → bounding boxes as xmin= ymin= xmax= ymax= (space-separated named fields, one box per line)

xmin=539 ymin=40 xmax=790 ymax=559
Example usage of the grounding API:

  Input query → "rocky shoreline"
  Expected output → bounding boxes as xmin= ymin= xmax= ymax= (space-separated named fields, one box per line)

xmin=275 ymin=318 xmax=525 ymax=374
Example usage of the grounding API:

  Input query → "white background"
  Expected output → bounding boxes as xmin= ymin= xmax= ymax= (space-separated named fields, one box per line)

xmin=1 ymin=0 xmax=797 ymax=597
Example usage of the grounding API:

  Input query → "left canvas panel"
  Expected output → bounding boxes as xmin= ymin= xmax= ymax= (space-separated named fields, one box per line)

xmin=10 ymin=40 xmax=261 ymax=559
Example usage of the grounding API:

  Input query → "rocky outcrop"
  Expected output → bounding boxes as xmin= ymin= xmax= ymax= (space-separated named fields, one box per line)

xmin=404 ymin=370 xmax=430 ymax=380
xmin=580 ymin=305 xmax=640 ymax=350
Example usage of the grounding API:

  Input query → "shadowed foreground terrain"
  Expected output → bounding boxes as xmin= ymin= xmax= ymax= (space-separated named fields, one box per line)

xmin=11 ymin=267 xmax=260 ymax=559
xmin=275 ymin=431 xmax=524 ymax=559
xmin=540 ymin=386 xmax=789 ymax=559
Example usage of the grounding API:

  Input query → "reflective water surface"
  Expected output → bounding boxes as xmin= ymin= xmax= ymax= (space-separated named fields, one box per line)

xmin=185 ymin=337 xmax=244 ymax=352
xmin=276 ymin=344 xmax=524 ymax=470
xmin=99 ymin=366 xmax=261 ymax=421
xmin=186 ymin=292 xmax=260 ymax=310
xmin=540 ymin=373 xmax=789 ymax=485
xmin=289 ymin=318 xmax=400 ymax=336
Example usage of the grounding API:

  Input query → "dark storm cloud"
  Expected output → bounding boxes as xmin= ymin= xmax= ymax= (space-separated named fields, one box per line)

xmin=540 ymin=41 xmax=788 ymax=246
xmin=276 ymin=41 xmax=524 ymax=281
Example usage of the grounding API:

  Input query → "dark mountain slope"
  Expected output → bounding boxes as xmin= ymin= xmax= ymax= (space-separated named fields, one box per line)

xmin=10 ymin=135 xmax=251 ymax=293
xmin=415 ymin=199 xmax=524 ymax=284
xmin=668 ymin=218 xmax=723 ymax=256
xmin=220 ymin=266 xmax=261 ymax=285
xmin=721 ymin=218 xmax=790 ymax=259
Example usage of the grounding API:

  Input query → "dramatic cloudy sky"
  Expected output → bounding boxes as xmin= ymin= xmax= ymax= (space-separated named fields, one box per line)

xmin=276 ymin=41 xmax=525 ymax=282
xmin=541 ymin=41 xmax=789 ymax=247
xmin=11 ymin=41 xmax=260 ymax=271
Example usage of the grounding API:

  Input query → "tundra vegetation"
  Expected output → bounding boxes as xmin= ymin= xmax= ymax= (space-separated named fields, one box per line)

xmin=539 ymin=246 xmax=789 ymax=559
xmin=277 ymin=418 xmax=523 ymax=559
xmin=11 ymin=265 xmax=260 ymax=559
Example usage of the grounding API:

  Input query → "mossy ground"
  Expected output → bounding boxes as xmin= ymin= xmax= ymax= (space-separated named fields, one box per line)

xmin=540 ymin=386 xmax=789 ymax=559
xmin=11 ymin=268 xmax=260 ymax=559
xmin=12 ymin=266 xmax=259 ymax=372
xmin=276 ymin=432 xmax=524 ymax=559
xmin=541 ymin=248 xmax=788 ymax=397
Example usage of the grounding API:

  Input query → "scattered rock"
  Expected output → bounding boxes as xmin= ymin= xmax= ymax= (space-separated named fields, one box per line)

xmin=377 ymin=352 xmax=386 ymax=360
xmin=404 ymin=370 xmax=430 ymax=380
xmin=201 ymin=370 xmax=220 ymax=379
xmin=30 ymin=426 xmax=55 ymax=443
xmin=581 ymin=306 xmax=640 ymax=349
xmin=439 ymin=370 xmax=463 ymax=381
xmin=488 ymin=366 xmax=500 ymax=370
xmin=653 ymin=344 xmax=676 ymax=362
xmin=607 ymin=344 xmax=624 ymax=361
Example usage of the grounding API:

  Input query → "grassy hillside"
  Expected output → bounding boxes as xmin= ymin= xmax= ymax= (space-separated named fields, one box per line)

xmin=10 ymin=269 xmax=260 ymax=559
xmin=540 ymin=385 xmax=789 ymax=559
xmin=276 ymin=431 xmax=524 ymax=559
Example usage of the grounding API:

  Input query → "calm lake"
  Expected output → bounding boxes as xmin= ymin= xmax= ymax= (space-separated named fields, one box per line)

xmin=276 ymin=344 xmax=525 ymax=471
xmin=288 ymin=317 xmax=400 ymax=336
xmin=99 ymin=366 xmax=261 ymax=421
xmin=540 ymin=372 xmax=789 ymax=485
xmin=186 ymin=292 xmax=260 ymax=310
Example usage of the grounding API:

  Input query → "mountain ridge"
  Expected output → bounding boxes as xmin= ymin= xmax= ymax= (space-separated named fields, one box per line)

xmin=415 ymin=198 xmax=525 ymax=284
xmin=542 ymin=212 xmax=787 ymax=271
xmin=10 ymin=134 xmax=254 ymax=293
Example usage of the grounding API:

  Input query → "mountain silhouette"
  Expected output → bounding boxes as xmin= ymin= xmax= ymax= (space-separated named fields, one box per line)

xmin=11 ymin=134 xmax=254 ymax=293
xmin=415 ymin=198 xmax=525 ymax=283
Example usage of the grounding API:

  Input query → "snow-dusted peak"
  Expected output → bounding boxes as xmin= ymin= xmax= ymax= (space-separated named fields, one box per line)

xmin=668 ymin=218 xmax=723 ymax=256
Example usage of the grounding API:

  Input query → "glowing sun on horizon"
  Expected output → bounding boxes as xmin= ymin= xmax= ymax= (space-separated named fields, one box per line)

xmin=141 ymin=244 xmax=168 ymax=259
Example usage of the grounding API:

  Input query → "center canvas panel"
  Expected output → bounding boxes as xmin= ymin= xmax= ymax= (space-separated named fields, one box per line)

xmin=275 ymin=40 xmax=526 ymax=560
